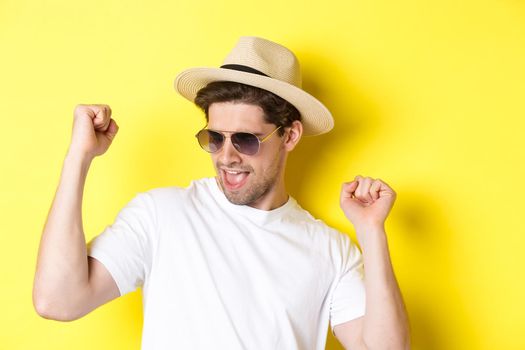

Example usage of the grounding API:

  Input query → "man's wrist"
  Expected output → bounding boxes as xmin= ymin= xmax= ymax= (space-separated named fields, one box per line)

xmin=64 ymin=149 xmax=93 ymax=172
xmin=354 ymin=223 xmax=387 ymax=248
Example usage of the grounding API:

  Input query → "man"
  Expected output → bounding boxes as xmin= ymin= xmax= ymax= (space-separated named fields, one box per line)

xmin=33 ymin=36 xmax=409 ymax=349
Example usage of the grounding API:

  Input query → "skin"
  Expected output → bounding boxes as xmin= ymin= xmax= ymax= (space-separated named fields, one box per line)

xmin=33 ymin=102 xmax=409 ymax=349
xmin=33 ymin=104 xmax=120 ymax=321
xmin=207 ymin=101 xmax=302 ymax=210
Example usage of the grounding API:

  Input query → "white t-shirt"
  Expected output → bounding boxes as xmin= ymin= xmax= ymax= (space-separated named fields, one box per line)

xmin=88 ymin=177 xmax=365 ymax=350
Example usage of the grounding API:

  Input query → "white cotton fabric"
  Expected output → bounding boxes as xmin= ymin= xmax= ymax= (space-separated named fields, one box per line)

xmin=87 ymin=177 xmax=365 ymax=350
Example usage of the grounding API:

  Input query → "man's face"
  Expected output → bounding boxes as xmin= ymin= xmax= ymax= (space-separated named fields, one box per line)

xmin=207 ymin=101 xmax=286 ymax=208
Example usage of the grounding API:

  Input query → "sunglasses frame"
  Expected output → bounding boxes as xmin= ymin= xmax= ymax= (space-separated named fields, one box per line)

xmin=195 ymin=125 xmax=282 ymax=155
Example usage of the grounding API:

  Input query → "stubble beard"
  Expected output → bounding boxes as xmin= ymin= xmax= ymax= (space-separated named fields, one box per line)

xmin=222 ymin=171 xmax=274 ymax=206
xmin=216 ymin=152 xmax=283 ymax=207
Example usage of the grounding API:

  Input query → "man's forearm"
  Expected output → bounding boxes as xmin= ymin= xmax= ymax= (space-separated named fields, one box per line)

xmin=33 ymin=151 xmax=93 ymax=318
xmin=357 ymin=225 xmax=410 ymax=349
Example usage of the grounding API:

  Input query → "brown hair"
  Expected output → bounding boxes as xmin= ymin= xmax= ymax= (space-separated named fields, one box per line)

xmin=194 ymin=81 xmax=301 ymax=136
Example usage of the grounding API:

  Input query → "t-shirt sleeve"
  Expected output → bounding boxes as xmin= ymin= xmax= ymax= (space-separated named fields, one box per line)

xmin=87 ymin=192 xmax=156 ymax=297
xmin=329 ymin=233 xmax=366 ymax=334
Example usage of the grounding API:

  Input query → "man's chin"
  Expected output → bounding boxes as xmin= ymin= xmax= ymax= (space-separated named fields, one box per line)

xmin=219 ymin=179 xmax=259 ymax=206
xmin=224 ymin=193 xmax=248 ymax=206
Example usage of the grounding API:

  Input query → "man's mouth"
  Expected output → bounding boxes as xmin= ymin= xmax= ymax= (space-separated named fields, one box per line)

xmin=221 ymin=168 xmax=250 ymax=190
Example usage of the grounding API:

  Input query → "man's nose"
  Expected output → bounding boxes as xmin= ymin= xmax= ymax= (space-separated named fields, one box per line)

xmin=218 ymin=137 xmax=242 ymax=164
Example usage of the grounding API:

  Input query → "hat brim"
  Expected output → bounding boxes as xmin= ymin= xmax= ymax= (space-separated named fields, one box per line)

xmin=174 ymin=67 xmax=333 ymax=136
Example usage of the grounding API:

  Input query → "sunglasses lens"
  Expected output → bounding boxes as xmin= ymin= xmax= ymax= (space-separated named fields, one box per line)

xmin=231 ymin=132 xmax=260 ymax=155
xmin=197 ymin=130 xmax=224 ymax=153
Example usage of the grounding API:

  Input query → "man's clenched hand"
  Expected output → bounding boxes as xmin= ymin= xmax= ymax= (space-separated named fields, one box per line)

xmin=340 ymin=175 xmax=396 ymax=235
xmin=68 ymin=104 xmax=119 ymax=160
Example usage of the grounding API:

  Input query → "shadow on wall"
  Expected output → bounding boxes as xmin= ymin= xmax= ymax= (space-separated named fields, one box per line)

xmin=394 ymin=189 xmax=479 ymax=349
xmin=395 ymin=190 xmax=448 ymax=350
xmin=285 ymin=49 xmax=477 ymax=349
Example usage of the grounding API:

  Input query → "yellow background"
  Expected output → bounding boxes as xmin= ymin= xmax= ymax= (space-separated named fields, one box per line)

xmin=1 ymin=0 xmax=524 ymax=349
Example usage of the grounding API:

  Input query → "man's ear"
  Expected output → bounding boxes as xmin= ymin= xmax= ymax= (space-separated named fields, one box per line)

xmin=283 ymin=120 xmax=303 ymax=152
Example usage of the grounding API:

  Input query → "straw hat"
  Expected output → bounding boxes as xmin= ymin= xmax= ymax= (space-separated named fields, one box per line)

xmin=174 ymin=36 xmax=334 ymax=136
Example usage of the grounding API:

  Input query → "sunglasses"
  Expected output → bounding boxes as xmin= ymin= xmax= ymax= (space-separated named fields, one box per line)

xmin=195 ymin=126 xmax=282 ymax=155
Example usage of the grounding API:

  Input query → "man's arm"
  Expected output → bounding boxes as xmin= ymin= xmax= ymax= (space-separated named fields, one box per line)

xmin=33 ymin=104 xmax=120 ymax=321
xmin=334 ymin=176 xmax=410 ymax=349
